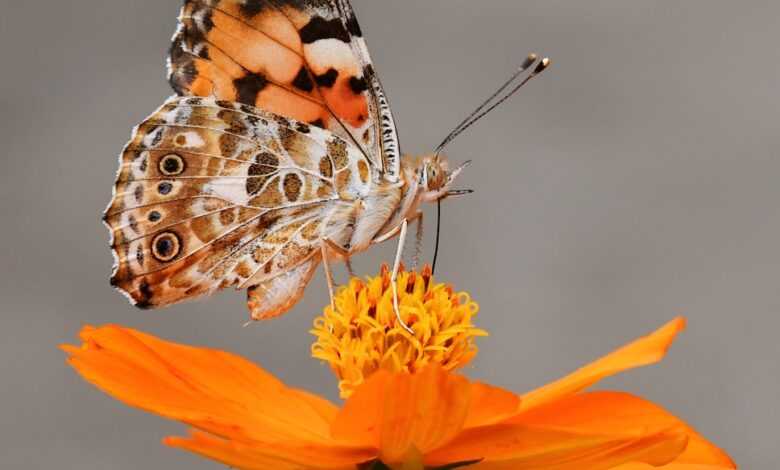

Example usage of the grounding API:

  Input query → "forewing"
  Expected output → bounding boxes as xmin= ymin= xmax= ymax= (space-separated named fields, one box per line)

xmin=168 ymin=0 xmax=401 ymax=181
xmin=104 ymin=96 xmax=368 ymax=309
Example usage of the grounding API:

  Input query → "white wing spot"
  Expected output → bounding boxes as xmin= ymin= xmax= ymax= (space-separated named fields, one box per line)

xmin=174 ymin=131 xmax=206 ymax=148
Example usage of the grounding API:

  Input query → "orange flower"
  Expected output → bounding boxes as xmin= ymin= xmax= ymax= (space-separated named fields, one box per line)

xmin=63 ymin=317 xmax=734 ymax=469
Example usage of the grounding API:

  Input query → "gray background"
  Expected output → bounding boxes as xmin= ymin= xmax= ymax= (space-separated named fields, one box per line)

xmin=1 ymin=1 xmax=777 ymax=468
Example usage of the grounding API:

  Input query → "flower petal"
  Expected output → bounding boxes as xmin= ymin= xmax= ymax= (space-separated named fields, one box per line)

xmin=519 ymin=317 xmax=686 ymax=412
xmin=601 ymin=429 xmax=736 ymax=469
xmin=462 ymin=382 xmax=521 ymax=429
xmin=63 ymin=325 xmax=338 ymax=445
xmin=429 ymin=390 xmax=717 ymax=468
xmin=430 ymin=391 xmax=732 ymax=470
xmin=663 ymin=433 xmax=736 ymax=468
xmin=332 ymin=364 xmax=472 ymax=464
xmin=576 ymin=395 xmax=735 ymax=469
xmin=612 ymin=459 xmax=737 ymax=470
xmin=429 ymin=425 xmax=687 ymax=470
xmin=165 ymin=430 xmax=371 ymax=470
xmin=512 ymin=391 xmax=718 ymax=441
xmin=611 ymin=458 xmax=735 ymax=470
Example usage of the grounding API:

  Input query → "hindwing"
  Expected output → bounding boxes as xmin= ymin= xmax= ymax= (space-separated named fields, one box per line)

xmin=104 ymin=96 xmax=370 ymax=309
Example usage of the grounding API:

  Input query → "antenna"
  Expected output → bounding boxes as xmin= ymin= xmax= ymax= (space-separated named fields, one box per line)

xmin=435 ymin=54 xmax=550 ymax=156
xmin=431 ymin=54 xmax=550 ymax=274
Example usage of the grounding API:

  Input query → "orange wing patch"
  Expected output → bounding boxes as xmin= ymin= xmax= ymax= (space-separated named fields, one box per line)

xmin=168 ymin=0 xmax=401 ymax=182
xmin=171 ymin=1 xmax=366 ymax=136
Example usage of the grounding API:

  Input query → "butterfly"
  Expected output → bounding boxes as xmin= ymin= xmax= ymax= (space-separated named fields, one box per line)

xmin=104 ymin=0 xmax=548 ymax=328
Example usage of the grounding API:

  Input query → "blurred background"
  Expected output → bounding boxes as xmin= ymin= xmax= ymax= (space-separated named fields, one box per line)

xmin=1 ymin=1 xmax=778 ymax=468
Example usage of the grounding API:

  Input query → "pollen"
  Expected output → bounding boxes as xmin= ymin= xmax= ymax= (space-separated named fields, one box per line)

xmin=311 ymin=265 xmax=487 ymax=398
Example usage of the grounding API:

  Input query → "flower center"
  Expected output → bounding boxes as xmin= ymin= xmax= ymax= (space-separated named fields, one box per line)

xmin=311 ymin=265 xmax=487 ymax=398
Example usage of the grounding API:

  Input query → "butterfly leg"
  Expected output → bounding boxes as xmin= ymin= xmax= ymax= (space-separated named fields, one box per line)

xmin=373 ymin=211 xmax=422 ymax=243
xmin=345 ymin=257 xmax=356 ymax=278
xmin=390 ymin=219 xmax=414 ymax=335
xmin=374 ymin=212 xmax=423 ymax=270
xmin=321 ymin=238 xmax=351 ymax=310
xmin=320 ymin=243 xmax=337 ymax=311
xmin=370 ymin=214 xmax=422 ymax=334
xmin=322 ymin=237 xmax=356 ymax=277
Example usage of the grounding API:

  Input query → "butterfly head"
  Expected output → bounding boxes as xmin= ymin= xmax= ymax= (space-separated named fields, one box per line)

xmin=417 ymin=154 xmax=471 ymax=202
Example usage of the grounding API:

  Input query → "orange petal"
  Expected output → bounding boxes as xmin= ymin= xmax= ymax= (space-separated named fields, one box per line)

xmin=597 ymin=395 xmax=735 ymax=469
xmin=605 ymin=428 xmax=736 ymax=470
xmin=429 ymin=391 xmax=700 ymax=468
xmin=463 ymin=382 xmax=521 ymax=429
xmin=62 ymin=325 xmax=338 ymax=445
xmin=332 ymin=364 xmax=472 ymax=464
xmin=665 ymin=434 xmax=736 ymax=468
xmin=330 ymin=368 xmax=390 ymax=447
xmin=429 ymin=425 xmax=687 ymax=470
xmin=520 ymin=317 xmax=686 ymax=412
xmin=612 ymin=459 xmax=735 ymax=470
xmin=512 ymin=391 xmax=721 ymax=441
xmin=288 ymin=388 xmax=341 ymax=425
xmin=165 ymin=430 xmax=373 ymax=470
xmin=611 ymin=466 xmax=728 ymax=470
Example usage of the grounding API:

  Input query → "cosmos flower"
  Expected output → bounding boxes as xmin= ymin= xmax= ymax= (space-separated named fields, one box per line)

xmin=63 ymin=267 xmax=734 ymax=469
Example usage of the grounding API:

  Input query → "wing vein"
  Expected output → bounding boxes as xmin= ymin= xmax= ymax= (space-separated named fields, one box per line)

xmin=237 ymin=215 xmax=320 ymax=289
xmin=135 ymin=197 xmax=334 ymax=278
xmin=185 ymin=0 xmax=373 ymax=162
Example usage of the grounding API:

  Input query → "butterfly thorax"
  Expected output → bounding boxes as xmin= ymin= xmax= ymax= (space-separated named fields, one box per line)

xmin=386 ymin=155 xmax=427 ymax=225
xmin=336 ymin=154 xmax=430 ymax=255
xmin=362 ymin=153 xmax=453 ymax=246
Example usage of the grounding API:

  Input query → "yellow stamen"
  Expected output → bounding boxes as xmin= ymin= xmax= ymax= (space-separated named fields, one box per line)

xmin=311 ymin=265 xmax=487 ymax=398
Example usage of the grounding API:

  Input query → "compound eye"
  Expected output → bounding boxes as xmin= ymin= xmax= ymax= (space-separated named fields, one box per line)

xmin=427 ymin=166 xmax=442 ymax=190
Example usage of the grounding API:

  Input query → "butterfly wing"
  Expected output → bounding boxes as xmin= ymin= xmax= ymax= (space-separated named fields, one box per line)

xmin=246 ymin=258 xmax=319 ymax=320
xmin=168 ymin=0 xmax=401 ymax=182
xmin=104 ymin=96 xmax=370 ymax=310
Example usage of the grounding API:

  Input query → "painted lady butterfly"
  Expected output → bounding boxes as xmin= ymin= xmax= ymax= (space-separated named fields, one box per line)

xmin=104 ymin=0 xmax=548 ymax=326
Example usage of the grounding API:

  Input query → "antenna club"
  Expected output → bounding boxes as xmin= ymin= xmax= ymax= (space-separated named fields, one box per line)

xmin=435 ymin=54 xmax=549 ymax=153
xmin=521 ymin=53 xmax=538 ymax=70
xmin=534 ymin=57 xmax=551 ymax=74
